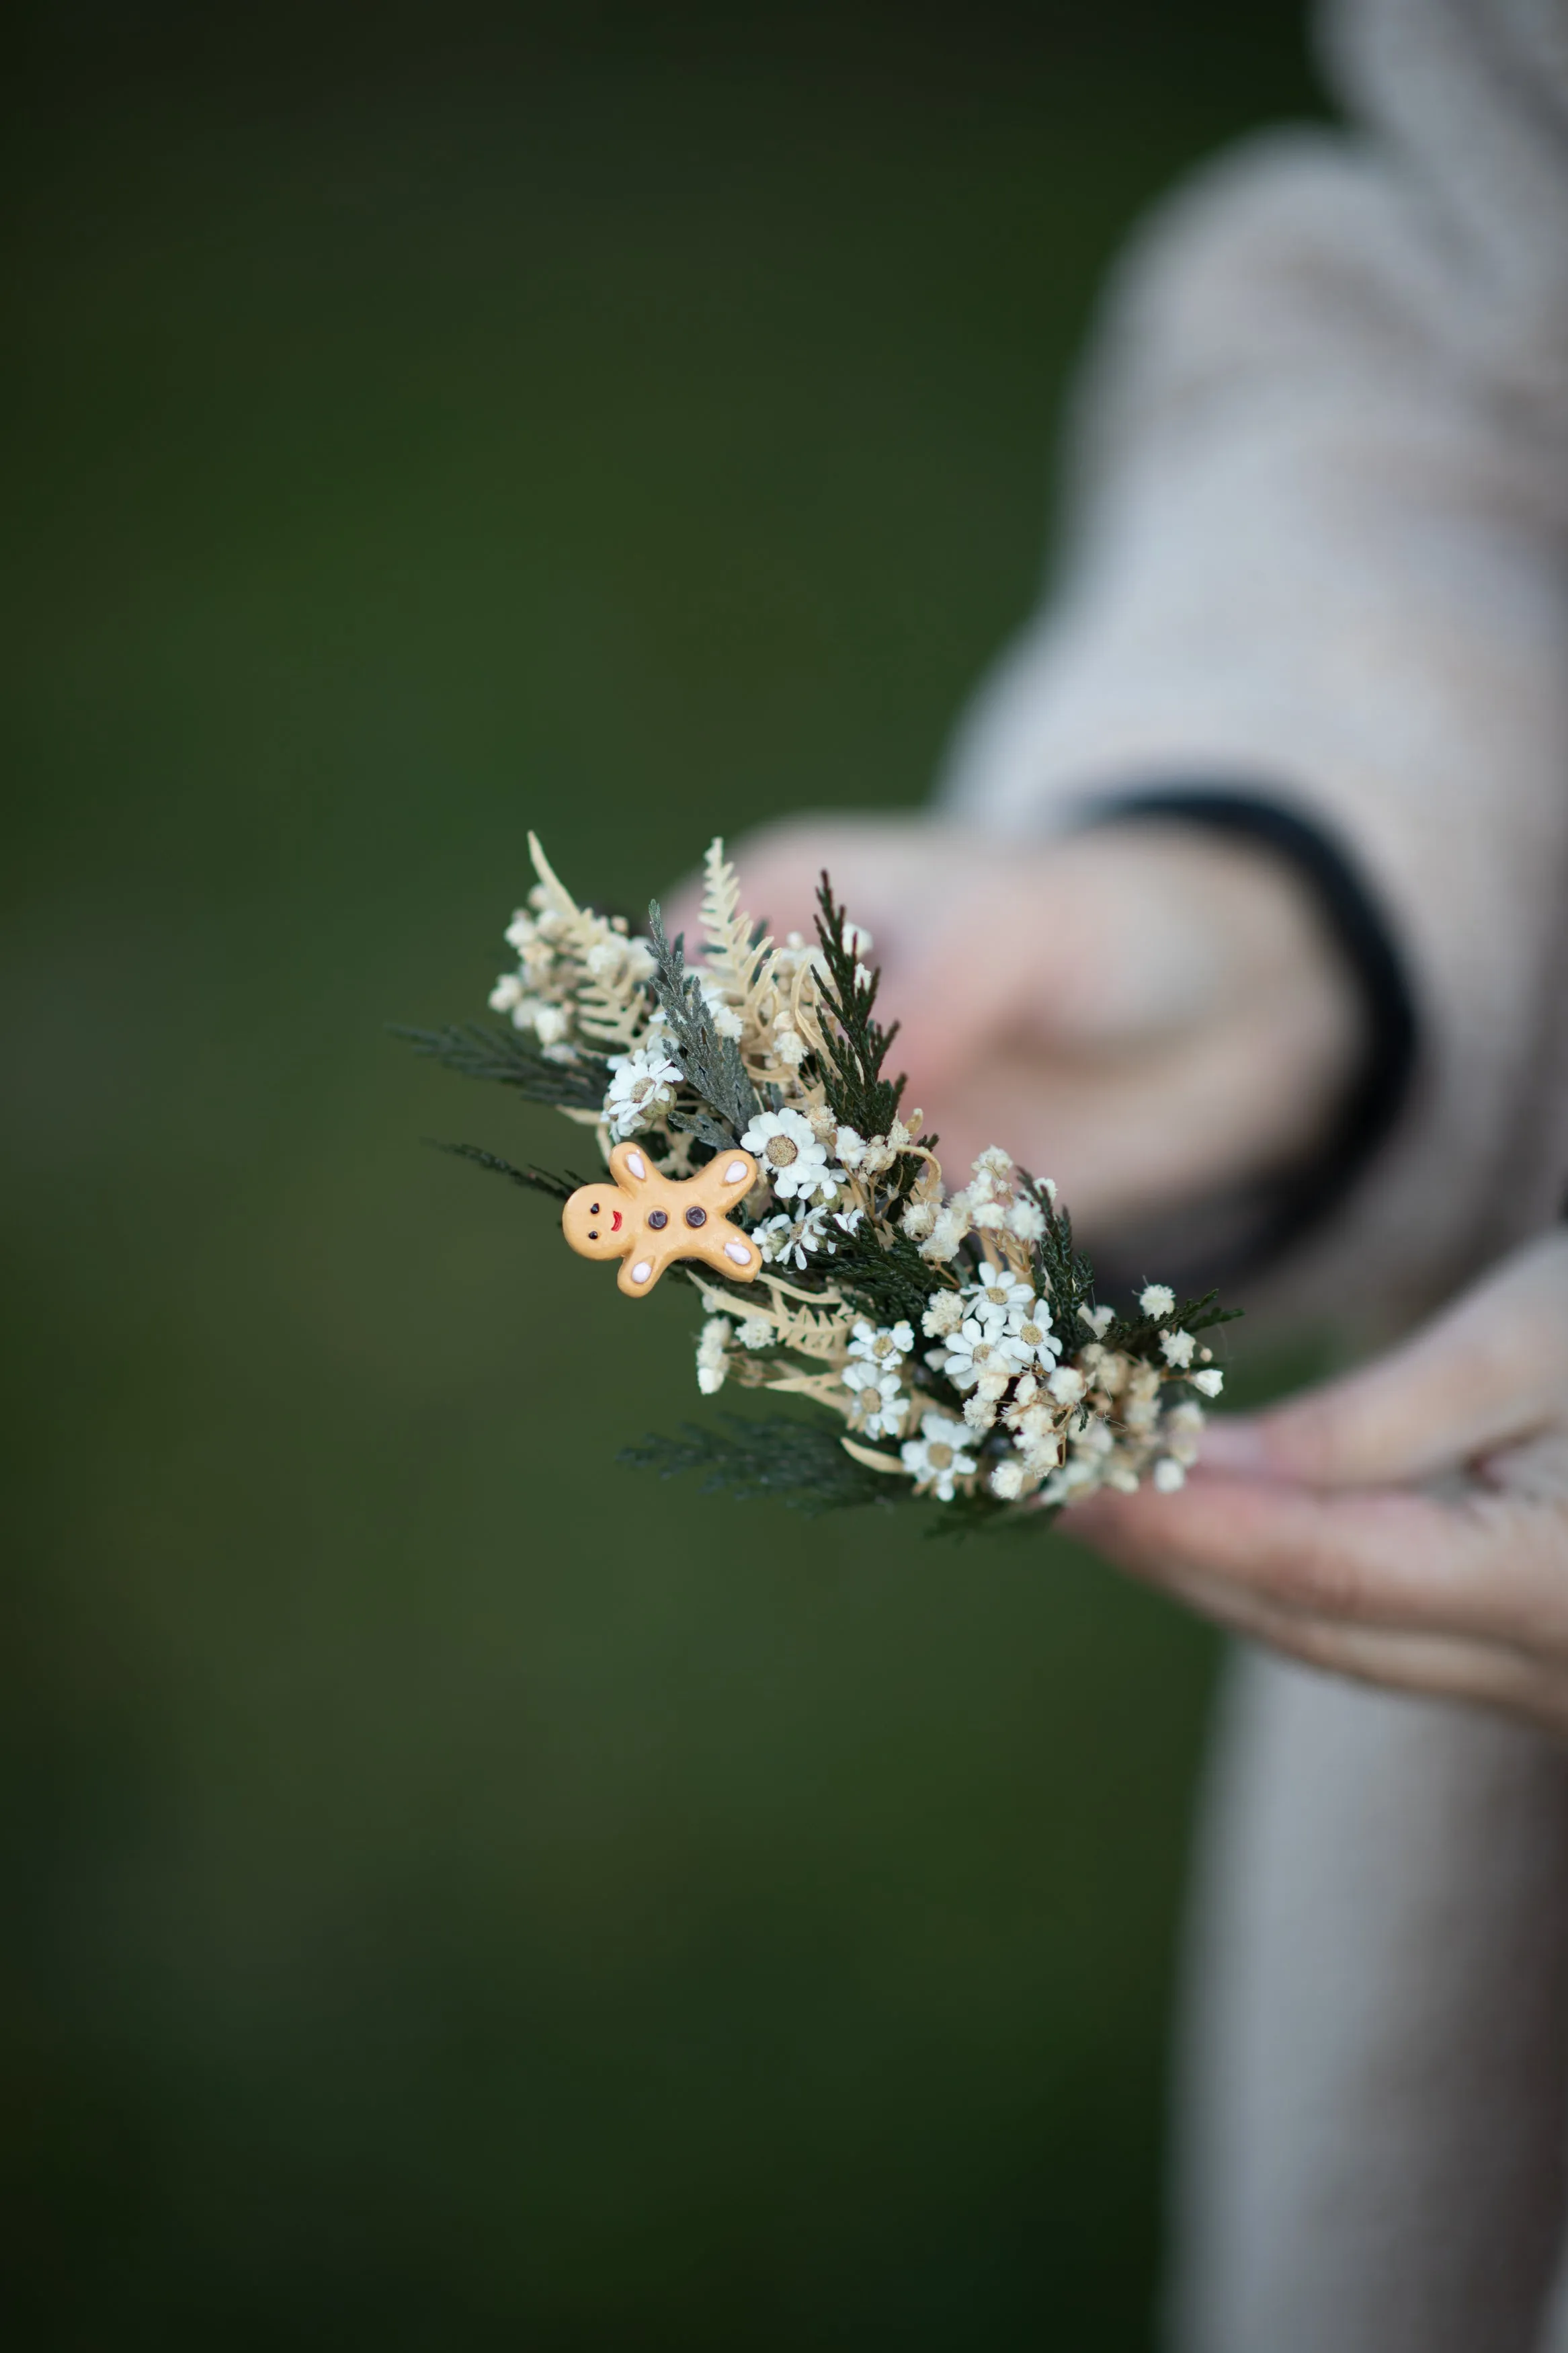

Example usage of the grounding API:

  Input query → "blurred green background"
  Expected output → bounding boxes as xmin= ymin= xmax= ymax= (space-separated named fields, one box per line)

xmin=5 ymin=6 xmax=1319 ymax=2344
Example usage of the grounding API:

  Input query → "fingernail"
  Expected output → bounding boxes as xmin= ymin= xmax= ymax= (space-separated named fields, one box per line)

xmin=1193 ymin=1417 xmax=1269 ymax=1474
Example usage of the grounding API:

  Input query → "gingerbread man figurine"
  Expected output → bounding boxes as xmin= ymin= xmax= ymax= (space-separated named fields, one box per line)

xmin=562 ymin=1141 xmax=763 ymax=1297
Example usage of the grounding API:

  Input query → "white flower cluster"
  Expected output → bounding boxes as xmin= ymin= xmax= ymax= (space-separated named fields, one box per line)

xmin=489 ymin=865 xmax=656 ymax=1066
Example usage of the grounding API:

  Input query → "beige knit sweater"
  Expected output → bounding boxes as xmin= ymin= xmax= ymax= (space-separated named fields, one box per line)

xmin=942 ymin=0 xmax=1568 ymax=1337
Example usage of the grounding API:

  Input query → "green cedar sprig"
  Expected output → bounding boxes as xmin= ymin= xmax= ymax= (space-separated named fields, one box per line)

xmin=618 ymin=1414 xmax=905 ymax=1515
xmin=1025 ymin=1176 xmax=1096 ymax=1334
xmin=424 ymin=1141 xmax=587 ymax=1202
xmin=807 ymin=873 xmax=907 ymax=1142
xmin=830 ymin=1220 xmax=942 ymax=1333
xmin=645 ymin=901 xmax=759 ymax=1143
xmin=1103 ymin=1289 xmax=1242 ymax=1358
xmin=393 ymin=1021 xmax=608 ymax=1111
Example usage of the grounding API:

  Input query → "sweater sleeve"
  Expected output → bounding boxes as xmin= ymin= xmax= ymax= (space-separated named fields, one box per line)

xmin=940 ymin=0 xmax=1568 ymax=1329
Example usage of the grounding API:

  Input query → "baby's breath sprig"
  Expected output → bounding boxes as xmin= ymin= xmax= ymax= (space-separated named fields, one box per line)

xmin=401 ymin=834 xmax=1240 ymax=1529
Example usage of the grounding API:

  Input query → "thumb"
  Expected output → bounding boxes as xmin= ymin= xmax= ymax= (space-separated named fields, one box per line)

xmin=1204 ymin=1233 xmax=1568 ymax=1490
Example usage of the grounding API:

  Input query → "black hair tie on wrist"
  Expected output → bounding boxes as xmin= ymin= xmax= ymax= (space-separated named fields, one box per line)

xmin=1082 ymin=785 xmax=1419 ymax=1289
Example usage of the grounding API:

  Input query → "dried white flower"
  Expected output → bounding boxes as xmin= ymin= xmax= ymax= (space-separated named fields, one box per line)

xmin=1190 ymin=1367 xmax=1225 ymax=1398
xmin=848 ymin=1319 xmax=914 ymax=1369
xmin=740 ymin=1107 xmax=839 ymax=1202
xmin=1008 ymin=1300 xmax=1061 ymax=1370
xmin=695 ymin=1316 xmax=731 ymax=1396
xmin=920 ymin=1196 xmax=973 ymax=1263
xmin=773 ymin=1025 xmax=808 ymax=1067
xmin=901 ymin=1198 xmax=937 ymax=1241
xmin=901 ymin=1413 xmax=977 ymax=1501
xmin=843 ymin=1362 xmax=908 ymax=1438
xmin=1005 ymin=1197 xmax=1045 ymax=1242
xmin=1139 ymin=1284 xmax=1175 ymax=1318
xmin=1159 ymin=1328 xmax=1196 ymax=1370
xmin=944 ymin=1317 xmax=1025 ymax=1392
xmin=990 ymin=1456 xmax=1026 ymax=1501
xmin=1152 ymin=1458 xmax=1187 ymax=1493
xmin=737 ymin=1317 xmax=775 ymax=1351
xmin=1077 ymin=1303 xmax=1114 ymax=1339
xmin=604 ymin=1043 xmax=683 ymax=1138
xmin=965 ymin=1265 xmax=1034 ymax=1325
xmin=755 ymin=1205 xmax=833 ymax=1271
xmin=921 ymin=1290 xmax=965 ymax=1339
xmin=1047 ymin=1365 xmax=1085 ymax=1407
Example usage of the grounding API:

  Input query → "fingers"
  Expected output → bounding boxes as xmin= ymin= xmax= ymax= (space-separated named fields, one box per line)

xmin=1132 ymin=1556 xmax=1568 ymax=1730
xmin=1209 ymin=1232 xmax=1568 ymax=1491
xmin=1064 ymin=1472 xmax=1568 ymax=1648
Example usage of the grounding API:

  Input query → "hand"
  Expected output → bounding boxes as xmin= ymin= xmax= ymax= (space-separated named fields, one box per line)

xmin=668 ymin=814 xmax=1362 ymax=1241
xmin=1066 ymin=1232 xmax=1568 ymax=1732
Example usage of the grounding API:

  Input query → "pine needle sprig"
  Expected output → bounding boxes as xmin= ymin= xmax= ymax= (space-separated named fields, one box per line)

xmin=393 ymin=1022 xmax=608 ymax=1111
xmin=619 ymin=1414 xmax=905 ymax=1515
xmin=645 ymin=902 xmax=759 ymax=1142
xmin=425 ymin=1141 xmax=587 ymax=1202
xmin=809 ymin=873 xmax=907 ymax=1140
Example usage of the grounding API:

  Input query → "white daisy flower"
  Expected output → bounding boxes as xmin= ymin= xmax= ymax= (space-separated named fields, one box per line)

xmin=739 ymin=1107 xmax=839 ymax=1201
xmin=1159 ymin=1328 xmax=1196 ymax=1370
xmin=1007 ymin=1298 xmax=1061 ymax=1369
xmin=847 ymin=1319 xmax=914 ymax=1369
xmin=1139 ymin=1283 xmax=1175 ymax=1318
xmin=843 ymin=1363 xmax=909 ymax=1439
xmin=755 ymin=1205 xmax=832 ymax=1271
xmin=965 ymin=1265 xmax=1034 ymax=1326
xmin=944 ymin=1316 xmax=1026 ymax=1392
xmin=604 ymin=1043 xmax=683 ymax=1139
xmin=900 ymin=1412 xmax=977 ymax=1501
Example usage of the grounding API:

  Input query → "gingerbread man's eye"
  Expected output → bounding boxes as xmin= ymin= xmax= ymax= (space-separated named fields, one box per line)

xmin=589 ymin=1203 xmax=600 ymax=1215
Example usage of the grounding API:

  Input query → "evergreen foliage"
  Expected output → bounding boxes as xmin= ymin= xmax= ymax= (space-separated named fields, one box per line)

xmin=1027 ymin=1176 xmax=1096 ymax=1332
xmin=832 ymin=1221 xmax=944 ymax=1333
xmin=807 ymin=873 xmax=907 ymax=1141
xmin=645 ymin=902 xmax=759 ymax=1142
xmin=1104 ymin=1289 xmax=1242 ymax=1359
xmin=393 ymin=1021 xmax=608 ymax=1111
xmin=425 ymin=1141 xmax=585 ymax=1203
xmin=619 ymin=1415 xmax=905 ymax=1515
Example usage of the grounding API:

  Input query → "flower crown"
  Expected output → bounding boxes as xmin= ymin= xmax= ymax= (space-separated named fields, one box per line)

xmin=399 ymin=835 xmax=1237 ymax=1528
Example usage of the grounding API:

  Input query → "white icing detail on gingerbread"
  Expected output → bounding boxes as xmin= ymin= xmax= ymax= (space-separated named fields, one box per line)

xmin=724 ymin=1240 xmax=751 ymax=1266
xmin=626 ymin=1152 xmax=646 ymax=1180
xmin=724 ymin=1158 xmax=747 ymax=1185
xmin=630 ymin=1259 xmax=653 ymax=1283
